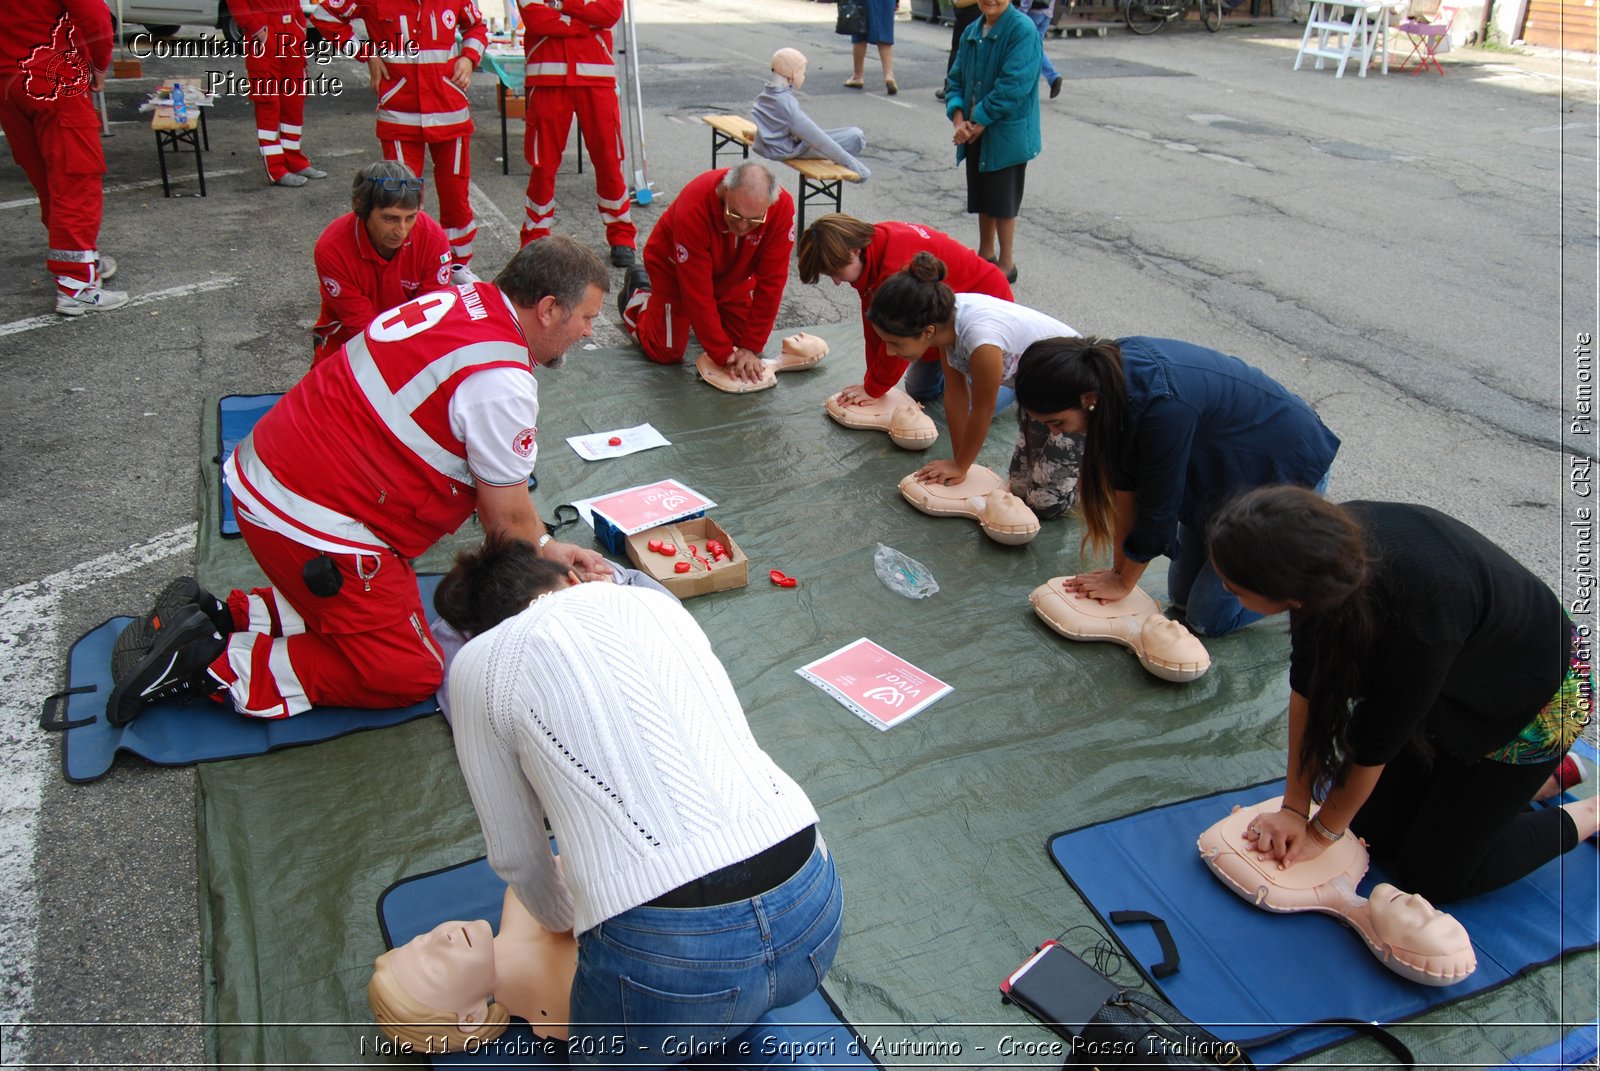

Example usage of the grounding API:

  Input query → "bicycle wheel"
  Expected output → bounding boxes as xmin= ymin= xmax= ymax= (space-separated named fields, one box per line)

xmin=1203 ymin=0 xmax=1224 ymax=31
xmin=1125 ymin=0 xmax=1174 ymax=33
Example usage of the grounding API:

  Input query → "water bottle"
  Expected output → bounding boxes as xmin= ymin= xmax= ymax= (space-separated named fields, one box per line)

xmin=171 ymin=80 xmax=187 ymax=125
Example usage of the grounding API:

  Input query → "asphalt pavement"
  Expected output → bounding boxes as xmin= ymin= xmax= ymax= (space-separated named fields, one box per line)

xmin=0 ymin=0 xmax=1595 ymax=1064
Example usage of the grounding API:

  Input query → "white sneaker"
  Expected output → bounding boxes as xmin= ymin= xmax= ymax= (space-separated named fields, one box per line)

xmin=98 ymin=254 xmax=117 ymax=281
xmin=57 ymin=286 xmax=130 ymax=316
xmin=274 ymin=172 xmax=309 ymax=188
xmin=295 ymin=166 xmax=328 ymax=180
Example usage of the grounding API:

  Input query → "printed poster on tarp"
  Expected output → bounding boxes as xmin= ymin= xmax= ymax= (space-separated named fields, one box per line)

xmin=796 ymin=638 xmax=953 ymax=731
xmin=586 ymin=479 xmax=716 ymax=535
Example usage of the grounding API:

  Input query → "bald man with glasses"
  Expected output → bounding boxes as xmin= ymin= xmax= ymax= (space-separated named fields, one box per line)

xmin=616 ymin=162 xmax=795 ymax=383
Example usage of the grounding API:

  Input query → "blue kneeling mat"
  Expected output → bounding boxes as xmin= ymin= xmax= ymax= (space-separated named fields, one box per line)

xmin=218 ymin=394 xmax=281 ymax=538
xmin=1047 ymin=757 xmax=1600 ymax=1068
xmin=377 ymin=857 xmax=879 ymax=1070
xmin=44 ymin=574 xmax=444 ymax=783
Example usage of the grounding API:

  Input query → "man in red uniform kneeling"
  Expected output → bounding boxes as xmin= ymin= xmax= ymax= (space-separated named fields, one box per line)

xmin=107 ymin=238 xmax=613 ymax=726
xmin=311 ymin=161 xmax=463 ymax=364
xmin=616 ymin=163 xmax=794 ymax=384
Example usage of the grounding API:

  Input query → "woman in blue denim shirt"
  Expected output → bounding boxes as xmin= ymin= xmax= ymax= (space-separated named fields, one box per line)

xmin=1014 ymin=335 xmax=1340 ymax=636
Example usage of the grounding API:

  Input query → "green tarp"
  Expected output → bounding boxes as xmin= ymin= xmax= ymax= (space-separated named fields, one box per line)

xmin=194 ymin=325 xmax=1593 ymax=1067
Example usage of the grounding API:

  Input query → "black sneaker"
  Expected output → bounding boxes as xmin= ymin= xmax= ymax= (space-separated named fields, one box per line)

xmin=147 ymin=575 xmax=233 ymax=636
xmin=106 ymin=606 xmax=226 ymax=726
xmin=609 ymin=244 xmax=636 ymax=268
xmin=617 ymin=263 xmax=651 ymax=318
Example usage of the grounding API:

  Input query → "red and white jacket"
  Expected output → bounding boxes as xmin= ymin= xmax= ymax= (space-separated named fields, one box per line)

xmin=230 ymin=0 xmax=306 ymax=41
xmin=311 ymin=0 xmax=486 ymax=143
xmin=518 ymin=0 xmax=620 ymax=88
xmin=228 ymin=283 xmax=534 ymax=559
xmin=312 ymin=210 xmax=454 ymax=363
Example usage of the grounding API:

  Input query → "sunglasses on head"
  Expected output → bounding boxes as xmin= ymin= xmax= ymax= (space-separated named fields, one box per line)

xmin=366 ymin=176 xmax=425 ymax=192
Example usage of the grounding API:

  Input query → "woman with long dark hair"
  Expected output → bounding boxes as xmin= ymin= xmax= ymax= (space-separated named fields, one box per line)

xmin=1207 ymin=486 xmax=1597 ymax=902
xmin=869 ymin=252 xmax=1081 ymax=519
xmin=1013 ymin=336 xmax=1339 ymax=636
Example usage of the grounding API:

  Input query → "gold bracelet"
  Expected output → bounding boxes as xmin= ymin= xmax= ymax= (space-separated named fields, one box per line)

xmin=1309 ymin=814 xmax=1344 ymax=844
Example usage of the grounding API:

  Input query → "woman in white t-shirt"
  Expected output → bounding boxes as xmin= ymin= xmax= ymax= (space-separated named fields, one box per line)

xmin=867 ymin=251 xmax=1082 ymax=518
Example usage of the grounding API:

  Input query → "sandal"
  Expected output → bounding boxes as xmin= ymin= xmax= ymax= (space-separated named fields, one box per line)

xmin=843 ymin=78 xmax=864 ymax=89
xmin=885 ymin=78 xmax=899 ymax=95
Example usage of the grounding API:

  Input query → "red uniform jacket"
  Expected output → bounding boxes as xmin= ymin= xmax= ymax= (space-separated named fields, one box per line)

xmin=856 ymin=222 xmax=1013 ymax=398
xmin=1 ymin=0 xmax=112 ymax=88
xmin=241 ymin=283 xmax=534 ymax=557
xmin=231 ymin=0 xmax=306 ymax=40
xmin=311 ymin=0 xmax=486 ymax=143
xmin=641 ymin=168 xmax=796 ymax=364
xmin=519 ymin=0 xmax=620 ymax=87
xmin=312 ymin=211 xmax=454 ymax=363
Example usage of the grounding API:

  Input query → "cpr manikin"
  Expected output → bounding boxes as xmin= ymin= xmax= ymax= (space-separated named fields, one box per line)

xmin=1197 ymin=797 xmax=1477 ymax=987
xmin=696 ymin=331 xmax=829 ymax=393
xmin=1029 ymin=580 xmax=1210 ymax=683
xmin=898 ymin=465 xmax=1040 ymax=545
xmin=368 ymin=887 xmax=578 ymax=1052
xmin=825 ymin=387 xmax=938 ymax=449
xmin=751 ymin=49 xmax=870 ymax=182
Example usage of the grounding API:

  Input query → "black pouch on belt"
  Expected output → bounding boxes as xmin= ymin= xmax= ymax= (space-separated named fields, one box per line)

xmin=303 ymin=555 xmax=343 ymax=597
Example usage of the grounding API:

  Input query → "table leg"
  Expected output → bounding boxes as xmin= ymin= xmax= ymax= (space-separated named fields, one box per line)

xmin=156 ymin=132 xmax=172 ymax=198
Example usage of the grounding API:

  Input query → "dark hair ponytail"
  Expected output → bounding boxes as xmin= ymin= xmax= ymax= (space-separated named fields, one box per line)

xmin=867 ymin=252 xmax=956 ymax=338
xmin=1207 ymin=486 xmax=1374 ymax=798
xmin=1014 ymin=337 xmax=1127 ymax=559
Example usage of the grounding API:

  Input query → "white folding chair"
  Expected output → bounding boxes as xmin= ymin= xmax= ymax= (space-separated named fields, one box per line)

xmin=1295 ymin=0 xmax=1399 ymax=77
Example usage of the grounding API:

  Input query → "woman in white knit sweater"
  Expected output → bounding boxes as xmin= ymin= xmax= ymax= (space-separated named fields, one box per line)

xmin=448 ymin=578 xmax=842 ymax=1066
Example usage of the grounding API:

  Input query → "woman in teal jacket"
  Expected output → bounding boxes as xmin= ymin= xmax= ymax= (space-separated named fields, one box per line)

xmin=944 ymin=0 xmax=1043 ymax=284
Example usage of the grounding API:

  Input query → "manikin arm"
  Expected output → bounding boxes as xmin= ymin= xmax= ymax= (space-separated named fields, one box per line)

xmin=775 ymin=95 xmax=870 ymax=180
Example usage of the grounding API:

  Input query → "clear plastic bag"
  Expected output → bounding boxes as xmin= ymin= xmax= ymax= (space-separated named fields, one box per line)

xmin=874 ymin=543 xmax=939 ymax=599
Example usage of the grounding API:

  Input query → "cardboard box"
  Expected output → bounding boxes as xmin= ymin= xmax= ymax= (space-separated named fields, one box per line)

xmin=625 ymin=517 xmax=747 ymax=599
xmin=500 ymin=91 xmax=525 ymax=119
xmin=113 ymin=58 xmax=143 ymax=79
xmin=590 ymin=479 xmax=715 ymax=556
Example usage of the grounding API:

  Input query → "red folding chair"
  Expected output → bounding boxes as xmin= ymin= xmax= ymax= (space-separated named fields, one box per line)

xmin=1396 ymin=2 xmax=1458 ymax=75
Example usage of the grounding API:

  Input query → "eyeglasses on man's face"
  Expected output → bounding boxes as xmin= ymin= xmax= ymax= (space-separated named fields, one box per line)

xmin=723 ymin=204 xmax=768 ymax=227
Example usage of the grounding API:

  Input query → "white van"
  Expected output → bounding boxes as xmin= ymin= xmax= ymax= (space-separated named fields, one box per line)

xmin=102 ymin=0 xmax=240 ymax=40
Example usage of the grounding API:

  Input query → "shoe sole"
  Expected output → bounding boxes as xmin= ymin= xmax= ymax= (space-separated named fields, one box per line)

xmin=105 ymin=606 xmax=211 ymax=726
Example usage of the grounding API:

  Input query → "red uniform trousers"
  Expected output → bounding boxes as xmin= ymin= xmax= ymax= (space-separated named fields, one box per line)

xmin=208 ymin=514 xmax=445 ymax=718
xmin=621 ymin=253 xmax=755 ymax=366
xmin=520 ymin=83 xmax=635 ymax=250
xmin=0 ymin=77 xmax=105 ymax=296
xmin=386 ymin=138 xmax=476 ymax=266
xmin=245 ymin=26 xmax=310 ymax=180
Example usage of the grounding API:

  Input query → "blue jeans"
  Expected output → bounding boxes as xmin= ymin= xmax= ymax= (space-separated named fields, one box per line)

xmin=1029 ymin=11 xmax=1060 ymax=84
xmin=904 ymin=357 xmax=944 ymax=402
xmin=568 ymin=837 xmax=845 ymax=1068
xmin=1166 ymin=470 xmax=1332 ymax=637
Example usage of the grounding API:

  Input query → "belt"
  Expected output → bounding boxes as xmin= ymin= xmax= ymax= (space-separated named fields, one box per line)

xmin=645 ymin=826 xmax=817 ymax=909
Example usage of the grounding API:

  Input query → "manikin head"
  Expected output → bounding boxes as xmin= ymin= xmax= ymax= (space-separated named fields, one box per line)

xmin=352 ymin=160 xmax=425 ymax=260
xmin=1368 ymin=884 xmax=1473 ymax=958
xmin=1141 ymin=615 xmax=1209 ymax=664
xmin=369 ymin=919 xmax=510 ymax=1051
xmin=782 ymin=332 xmax=828 ymax=361
xmin=771 ymin=48 xmax=807 ymax=88
xmin=494 ymin=237 xmax=610 ymax=367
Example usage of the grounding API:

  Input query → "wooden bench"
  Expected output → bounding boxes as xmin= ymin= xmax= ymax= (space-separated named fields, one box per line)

xmin=150 ymin=95 xmax=208 ymax=198
xmin=701 ymin=114 xmax=859 ymax=231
